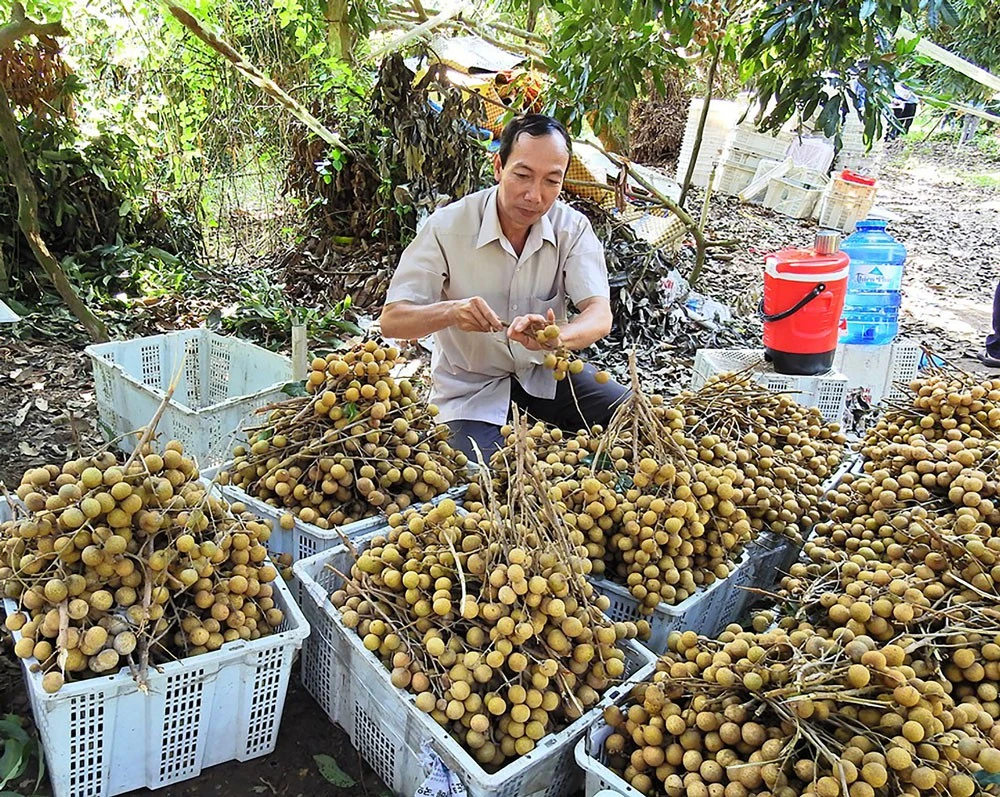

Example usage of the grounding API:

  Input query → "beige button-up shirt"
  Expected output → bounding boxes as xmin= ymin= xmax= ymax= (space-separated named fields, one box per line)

xmin=385 ymin=186 xmax=610 ymax=426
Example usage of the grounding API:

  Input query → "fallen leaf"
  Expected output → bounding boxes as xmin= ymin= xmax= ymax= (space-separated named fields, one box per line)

xmin=8 ymin=368 xmax=22 ymax=379
xmin=18 ymin=442 xmax=38 ymax=456
xmin=35 ymin=397 xmax=49 ymax=412
xmin=313 ymin=754 xmax=356 ymax=788
xmin=14 ymin=401 xmax=30 ymax=427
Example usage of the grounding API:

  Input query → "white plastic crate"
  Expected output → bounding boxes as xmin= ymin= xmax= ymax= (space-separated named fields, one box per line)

xmin=691 ymin=349 xmax=848 ymax=423
xmin=86 ymin=329 xmax=292 ymax=468
xmin=834 ymin=150 xmax=878 ymax=176
xmin=590 ymin=554 xmax=751 ymax=654
xmin=2 ymin=566 xmax=309 ymax=797
xmin=293 ymin=538 xmax=657 ymax=797
xmin=731 ymin=126 xmax=792 ymax=160
xmin=714 ymin=161 xmax=756 ymax=197
xmin=575 ymin=720 xmax=649 ymax=797
xmin=763 ymin=176 xmax=824 ymax=219
xmin=833 ymin=340 xmax=922 ymax=405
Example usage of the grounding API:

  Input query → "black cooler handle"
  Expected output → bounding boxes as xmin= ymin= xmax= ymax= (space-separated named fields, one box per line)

xmin=758 ymin=282 xmax=826 ymax=323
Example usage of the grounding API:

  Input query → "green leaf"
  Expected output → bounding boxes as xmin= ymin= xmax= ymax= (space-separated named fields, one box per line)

xmin=314 ymin=754 xmax=356 ymax=788
xmin=344 ymin=402 xmax=358 ymax=421
xmin=119 ymin=199 xmax=133 ymax=217
xmin=0 ymin=738 xmax=26 ymax=789
xmin=0 ymin=719 xmax=28 ymax=748
xmin=281 ymin=381 xmax=309 ymax=397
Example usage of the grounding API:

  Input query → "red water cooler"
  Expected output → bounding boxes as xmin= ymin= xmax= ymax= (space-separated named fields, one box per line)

xmin=762 ymin=230 xmax=850 ymax=375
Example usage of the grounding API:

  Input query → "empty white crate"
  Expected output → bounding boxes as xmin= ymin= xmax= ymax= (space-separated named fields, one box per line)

xmin=294 ymin=537 xmax=657 ymax=797
xmin=833 ymin=340 xmax=921 ymax=405
xmin=691 ymin=348 xmax=848 ymax=423
xmin=2 ymin=565 xmax=309 ymax=797
xmin=86 ymin=329 xmax=291 ymax=468
xmin=764 ymin=175 xmax=825 ymax=219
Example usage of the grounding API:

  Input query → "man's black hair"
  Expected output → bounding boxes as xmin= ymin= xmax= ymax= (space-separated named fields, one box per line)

xmin=497 ymin=114 xmax=572 ymax=167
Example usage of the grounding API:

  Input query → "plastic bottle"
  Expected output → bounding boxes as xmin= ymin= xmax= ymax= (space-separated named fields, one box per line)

xmin=838 ymin=218 xmax=906 ymax=345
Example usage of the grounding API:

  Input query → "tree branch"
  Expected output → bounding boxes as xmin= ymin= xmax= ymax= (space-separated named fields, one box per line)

xmin=0 ymin=84 xmax=108 ymax=341
xmin=164 ymin=2 xmax=353 ymax=155
xmin=0 ymin=3 xmax=67 ymax=51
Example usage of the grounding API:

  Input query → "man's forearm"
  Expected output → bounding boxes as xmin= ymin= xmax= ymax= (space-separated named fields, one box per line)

xmin=559 ymin=301 xmax=613 ymax=351
xmin=380 ymin=301 xmax=457 ymax=340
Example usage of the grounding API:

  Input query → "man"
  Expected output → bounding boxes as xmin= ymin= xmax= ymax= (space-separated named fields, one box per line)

xmin=887 ymin=83 xmax=917 ymax=141
xmin=379 ymin=114 xmax=627 ymax=459
xmin=979 ymin=282 xmax=1000 ymax=369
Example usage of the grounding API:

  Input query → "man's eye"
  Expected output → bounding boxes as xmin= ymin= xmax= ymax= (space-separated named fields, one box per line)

xmin=546 ymin=180 xmax=561 ymax=186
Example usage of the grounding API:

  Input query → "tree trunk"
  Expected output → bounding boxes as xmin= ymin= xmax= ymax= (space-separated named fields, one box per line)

xmin=678 ymin=46 xmax=721 ymax=208
xmin=0 ymin=84 xmax=108 ymax=340
xmin=327 ymin=0 xmax=353 ymax=63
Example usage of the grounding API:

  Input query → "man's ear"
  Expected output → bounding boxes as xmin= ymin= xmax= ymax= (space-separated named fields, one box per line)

xmin=493 ymin=152 xmax=503 ymax=182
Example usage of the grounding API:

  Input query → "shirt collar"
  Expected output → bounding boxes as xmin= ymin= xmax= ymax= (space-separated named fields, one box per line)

xmin=476 ymin=186 xmax=557 ymax=250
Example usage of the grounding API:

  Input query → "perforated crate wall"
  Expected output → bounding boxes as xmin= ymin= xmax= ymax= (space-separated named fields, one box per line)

xmin=715 ymin=161 xmax=757 ymax=197
xmin=294 ymin=540 xmax=655 ymax=797
xmin=85 ymin=330 xmax=291 ymax=468
xmin=887 ymin=342 xmax=922 ymax=403
xmin=589 ymin=561 xmax=739 ymax=654
xmin=3 ymin=564 xmax=308 ymax=797
xmin=575 ymin=722 xmax=647 ymax=797
xmin=763 ymin=179 xmax=823 ymax=219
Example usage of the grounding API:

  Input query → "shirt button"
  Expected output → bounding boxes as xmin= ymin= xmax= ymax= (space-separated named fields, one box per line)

xmin=512 ymin=305 xmax=518 ymax=311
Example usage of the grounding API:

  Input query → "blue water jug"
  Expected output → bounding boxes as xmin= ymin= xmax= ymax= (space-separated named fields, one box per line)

xmin=838 ymin=218 xmax=906 ymax=345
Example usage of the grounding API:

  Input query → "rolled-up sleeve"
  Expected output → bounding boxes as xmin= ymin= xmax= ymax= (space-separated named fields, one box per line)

xmin=385 ymin=221 xmax=448 ymax=306
xmin=563 ymin=220 xmax=610 ymax=304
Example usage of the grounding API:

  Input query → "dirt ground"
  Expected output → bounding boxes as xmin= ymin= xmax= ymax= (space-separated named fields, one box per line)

xmin=1 ymin=132 xmax=999 ymax=796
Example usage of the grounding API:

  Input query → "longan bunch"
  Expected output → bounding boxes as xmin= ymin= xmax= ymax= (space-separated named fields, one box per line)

xmin=224 ymin=339 xmax=468 ymax=529
xmin=541 ymin=346 xmax=582 ymax=381
xmin=690 ymin=0 xmax=726 ymax=47
xmin=671 ymin=374 xmax=847 ymax=543
xmin=865 ymin=371 xmax=1000 ymax=455
xmin=330 ymin=497 xmax=641 ymax=770
xmin=600 ymin=625 xmax=998 ymax=797
xmin=1 ymin=442 xmax=285 ymax=693
xmin=553 ymin=457 xmax=753 ymax=609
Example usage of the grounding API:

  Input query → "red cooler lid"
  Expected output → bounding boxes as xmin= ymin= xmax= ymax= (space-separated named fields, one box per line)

xmin=765 ymin=247 xmax=850 ymax=282
xmin=841 ymin=169 xmax=876 ymax=186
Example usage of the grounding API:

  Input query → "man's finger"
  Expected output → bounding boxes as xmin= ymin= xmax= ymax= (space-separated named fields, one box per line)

xmin=472 ymin=297 xmax=503 ymax=330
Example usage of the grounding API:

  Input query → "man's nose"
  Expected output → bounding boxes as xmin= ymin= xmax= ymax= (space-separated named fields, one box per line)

xmin=524 ymin=180 xmax=542 ymax=203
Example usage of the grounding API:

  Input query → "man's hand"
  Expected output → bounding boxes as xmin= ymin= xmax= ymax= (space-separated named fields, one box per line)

xmin=508 ymin=308 xmax=560 ymax=351
xmin=450 ymin=297 xmax=505 ymax=333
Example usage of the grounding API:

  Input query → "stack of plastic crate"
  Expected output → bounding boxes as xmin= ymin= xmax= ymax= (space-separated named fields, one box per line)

xmin=714 ymin=124 xmax=793 ymax=197
xmin=833 ymin=115 xmax=884 ymax=175
xmin=675 ymin=98 xmax=746 ymax=189
xmin=815 ymin=170 xmax=878 ymax=233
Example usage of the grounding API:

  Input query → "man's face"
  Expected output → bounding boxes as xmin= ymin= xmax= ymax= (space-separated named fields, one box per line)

xmin=493 ymin=132 xmax=570 ymax=231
